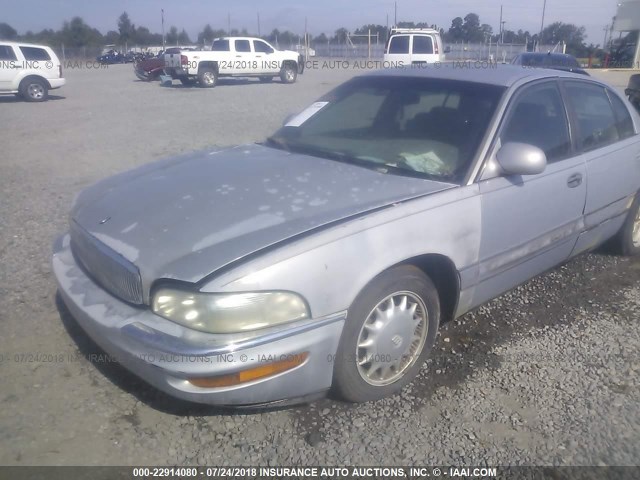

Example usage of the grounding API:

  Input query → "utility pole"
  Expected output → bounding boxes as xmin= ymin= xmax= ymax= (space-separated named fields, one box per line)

xmin=499 ymin=5 xmax=503 ymax=44
xmin=394 ymin=1 xmax=397 ymax=26
xmin=603 ymin=24 xmax=609 ymax=51
xmin=227 ymin=12 xmax=231 ymax=35
xmin=304 ymin=16 xmax=308 ymax=61
xmin=161 ymin=9 xmax=165 ymax=50
xmin=257 ymin=12 xmax=261 ymax=37
xmin=539 ymin=0 xmax=547 ymax=50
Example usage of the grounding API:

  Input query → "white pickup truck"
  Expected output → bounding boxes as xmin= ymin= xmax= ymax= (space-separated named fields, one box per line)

xmin=164 ymin=37 xmax=304 ymax=87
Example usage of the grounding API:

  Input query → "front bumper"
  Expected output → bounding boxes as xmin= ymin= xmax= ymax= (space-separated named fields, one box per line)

xmin=52 ymin=234 xmax=345 ymax=406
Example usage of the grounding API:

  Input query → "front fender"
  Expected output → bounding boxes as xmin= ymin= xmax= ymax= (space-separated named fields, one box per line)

xmin=200 ymin=185 xmax=481 ymax=319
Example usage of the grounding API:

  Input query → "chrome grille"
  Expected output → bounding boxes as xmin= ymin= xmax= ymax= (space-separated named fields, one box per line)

xmin=70 ymin=222 xmax=144 ymax=305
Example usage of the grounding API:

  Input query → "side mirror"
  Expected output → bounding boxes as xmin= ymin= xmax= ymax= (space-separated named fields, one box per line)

xmin=496 ymin=142 xmax=547 ymax=176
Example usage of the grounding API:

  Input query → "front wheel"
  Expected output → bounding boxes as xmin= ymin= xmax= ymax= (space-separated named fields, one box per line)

xmin=280 ymin=63 xmax=297 ymax=84
xmin=612 ymin=192 xmax=640 ymax=256
xmin=332 ymin=265 xmax=440 ymax=403
xmin=20 ymin=78 xmax=48 ymax=102
xmin=197 ymin=67 xmax=218 ymax=88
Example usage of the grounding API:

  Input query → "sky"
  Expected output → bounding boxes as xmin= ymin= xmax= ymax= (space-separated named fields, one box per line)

xmin=0 ymin=0 xmax=620 ymax=45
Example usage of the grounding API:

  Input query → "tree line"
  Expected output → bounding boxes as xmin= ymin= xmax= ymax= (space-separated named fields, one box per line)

xmin=0 ymin=11 xmax=601 ymax=57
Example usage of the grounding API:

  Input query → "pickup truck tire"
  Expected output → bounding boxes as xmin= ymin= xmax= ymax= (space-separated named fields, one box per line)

xmin=259 ymin=76 xmax=273 ymax=83
xmin=197 ymin=67 xmax=218 ymax=88
xmin=20 ymin=77 xmax=48 ymax=102
xmin=280 ymin=63 xmax=297 ymax=84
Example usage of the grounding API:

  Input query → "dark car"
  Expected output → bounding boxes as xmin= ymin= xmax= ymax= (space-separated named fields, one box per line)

xmin=134 ymin=48 xmax=195 ymax=81
xmin=97 ymin=50 xmax=126 ymax=65
xmin=511 ymin=52 xmax=588 ymax=75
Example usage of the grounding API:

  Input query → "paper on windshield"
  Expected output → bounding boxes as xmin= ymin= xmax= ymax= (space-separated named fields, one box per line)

xmin=285 ymin=102 xmax=329 ymax=127
xmin=399 ymin=151 xmax=453 ymax=176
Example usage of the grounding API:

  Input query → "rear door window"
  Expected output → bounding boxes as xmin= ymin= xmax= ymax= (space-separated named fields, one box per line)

xmin=388 ymin=35 xmax=409 ymax=54
xmin=0 ymin=45 xmax=17 ymax=60
xmin=20 ymin=46 xmax=51 ymax=61
xmin=564 ymin=82 xmax=620 ymax=151
xmin=211 ymin=39 xmax=230 ymax=52
xmin=235 ymin=40 xmax=251 ymax=53
xmin=412 ymin=36 xmax=434 ymax=54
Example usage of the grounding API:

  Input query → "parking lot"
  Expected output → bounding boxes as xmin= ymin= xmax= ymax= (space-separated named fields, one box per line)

xmin=0 ymin=64 xmax=639 ymax=466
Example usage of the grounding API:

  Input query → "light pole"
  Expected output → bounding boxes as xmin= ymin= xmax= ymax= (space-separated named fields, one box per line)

xmin=161 ymin=9 xmax=165 ymax=51
xmin=539 ymin=0 xmax=547 ymax=50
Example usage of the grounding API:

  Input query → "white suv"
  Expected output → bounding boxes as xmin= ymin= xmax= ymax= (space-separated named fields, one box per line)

xmin=383 ymin=27 xmax=445 ymax=66
xmin=0 ymin=42 xmax=65 ymax=102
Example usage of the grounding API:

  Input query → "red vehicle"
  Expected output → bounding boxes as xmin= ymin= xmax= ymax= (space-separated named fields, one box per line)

xmin=134 ymin=47 xmax=196 ymax=81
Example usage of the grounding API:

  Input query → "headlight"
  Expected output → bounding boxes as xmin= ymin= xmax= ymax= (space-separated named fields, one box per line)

xmin=152 ymin=288 xmax=310 ymax=334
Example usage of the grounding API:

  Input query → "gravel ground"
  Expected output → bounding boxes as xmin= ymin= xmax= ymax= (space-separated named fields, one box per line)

xmin=0 ymin=64 xmax=638 ymax=466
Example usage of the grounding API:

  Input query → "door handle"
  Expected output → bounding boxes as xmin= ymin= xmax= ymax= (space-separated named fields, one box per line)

xmin=567 ymin=172 xmax=583 ymax=188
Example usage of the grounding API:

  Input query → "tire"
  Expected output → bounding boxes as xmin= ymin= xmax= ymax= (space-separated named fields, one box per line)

xmin=280 ymin=63 xmax=297 ymax=84
xmin=20 ymin=78 xmax=48 ymax=102
xmin=179 ymin=77 xmax=197 ymax=86
xmin=611 ymin=192 xmax=640 ymax=256
xmin=197 ymin=67 xmax=218 ymax=88
xmin=332 ymin=265 xmax=440 ymax=403
xmin=259 ymin=76 xmax=273 ymax=83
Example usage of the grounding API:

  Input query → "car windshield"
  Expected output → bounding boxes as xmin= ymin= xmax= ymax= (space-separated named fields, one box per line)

xmin=266 ymin=76 xmax=505 ymax=183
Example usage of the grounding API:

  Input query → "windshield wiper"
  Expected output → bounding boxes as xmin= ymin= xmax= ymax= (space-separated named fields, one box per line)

xmin=264 ymin=136 xmax=290 ymax=151
xmin=264 ymin=140 xmax=454 ymax=182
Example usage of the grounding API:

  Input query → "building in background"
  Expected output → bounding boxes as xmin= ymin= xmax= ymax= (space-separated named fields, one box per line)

xmin=613 ymin=0 xmax=640 ymax=67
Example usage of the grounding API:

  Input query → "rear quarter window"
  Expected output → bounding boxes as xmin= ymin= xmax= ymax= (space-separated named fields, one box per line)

xmin=20 ymin=46 xmax=51 ymax=61
xmin=607 ymin=90 xmax=636 ymax=139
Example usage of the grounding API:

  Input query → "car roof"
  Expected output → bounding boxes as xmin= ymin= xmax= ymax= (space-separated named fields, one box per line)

xmin=0 ymin=41 xmax=54 ymax=49
xmin=215 ymin=37 xmax=265 ymax=41
xmin=365 ymin=64 xmax=595 ymax=87
xmin=517 ymin=52 xmax=577 ymax=59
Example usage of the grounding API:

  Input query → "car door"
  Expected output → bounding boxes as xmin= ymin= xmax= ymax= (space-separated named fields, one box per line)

xmin=253 ymin=39 xmax=279 ymax=74
xmin=387 ymin=35 xmax=410 ymax=65
xmin=233 ymin=39 xmax=253 ymax=75
xmin=410 ymin=34 xmax=435 ymax=65
xmin=0 ymin=44 xmax=18 ymax=90
xmin=561 ymin=80 xmax=640 ymax=254
xmin=210 ymin=38 xmax=234 ymax=75
xmin=473 ymin=80 xmax=587 ymax=305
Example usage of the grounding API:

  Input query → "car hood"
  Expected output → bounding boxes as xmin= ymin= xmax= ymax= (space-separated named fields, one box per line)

xmin=72 ymin=144 xmax=453 ymax=292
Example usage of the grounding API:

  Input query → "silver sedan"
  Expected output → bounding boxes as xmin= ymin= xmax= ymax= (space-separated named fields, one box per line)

xmin=53 ymin=66 xmax=640 ymax=405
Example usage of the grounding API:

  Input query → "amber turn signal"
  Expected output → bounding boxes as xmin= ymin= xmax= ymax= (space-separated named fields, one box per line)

xmin=187 ymin=352 xmax=309 ymax=388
